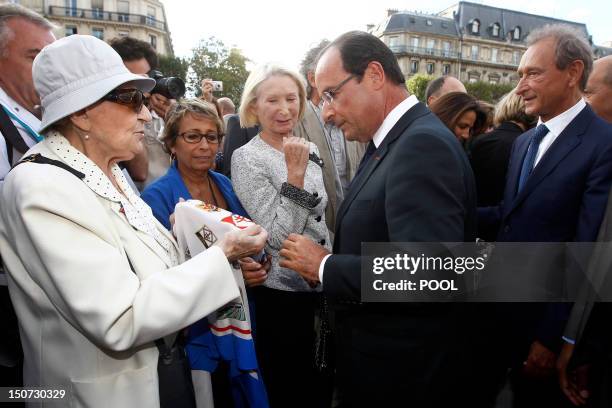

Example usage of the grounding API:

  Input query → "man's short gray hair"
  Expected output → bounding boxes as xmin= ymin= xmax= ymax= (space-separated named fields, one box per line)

xmin=0 ymin=4 xmax=54 ymax=57
xmin=300 ymin=39 xmax=329 ymax=98
xmin=526 ymin=23 xmax=593 ymax=91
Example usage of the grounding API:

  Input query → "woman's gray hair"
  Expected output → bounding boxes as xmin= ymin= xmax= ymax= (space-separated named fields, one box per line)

xmin=300 ymin=39 xmax=330 ymax=98
xmin=526 ymin=24 xmax=593 ymax=91
xmin=0 ymin=4 xmax=54 ymax=57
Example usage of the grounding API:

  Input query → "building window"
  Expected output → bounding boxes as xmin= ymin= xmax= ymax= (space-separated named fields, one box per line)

xmin=492 ymin=23 xmax=500 ymax=37
xmin=426 ymin=62 xmax=435 ymax=75
xmin=91 ymin=0 xmax=103 ymax=19
xmin=443 ymin=64 xmax=451 ymax=75
xmin=471 ymin=45 xmax=479 ymax=60
xmin=410 ymin=60 xmax=419 ymax=74
xmin=147 ymin=6 xmax=156 ymax=25
xmin=149 ymin=34 xmax=157 ymax=50
xmin=389 ymin=36 xmax=400 ymax=49
xmin=92 ymin=27 xmax=104 ymax=40
xmin=471 ymin=19 xmax=480 ymax=34
xmin=65 ymin=25 xmax=77 ymax=36
xmin=65 ymin=0 xmax=77 ymax=17
xmin=468 ymin=71 xmax=480 ymax=83
xmin=491 ymin=48 xmax=498 ymax=63
xmin=426 ymin=38 xmax=435 ymax=53
xmin=411 ymin=37 xmax=419 ymax=49
xmin=512 ymin=50 xmax=521 ymax=65
xmin=117 ymin=0 xmax=129 ymax=22
xmin=442 ymin=41 xmax=451 ymax=57
xmin=513 ymin=26 xmax=521 ymax=40
xmin=426 ymin=19 xmax=432 ymax=26
xmin=489 ymin=74 xmax=500 ymax=84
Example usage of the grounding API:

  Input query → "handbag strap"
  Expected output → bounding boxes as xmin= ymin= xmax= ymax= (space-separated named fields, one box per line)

xmin=0 ymin=105 xmax=29 ymax=166
xmin=12 ymin=153 xmax=85 ymax=179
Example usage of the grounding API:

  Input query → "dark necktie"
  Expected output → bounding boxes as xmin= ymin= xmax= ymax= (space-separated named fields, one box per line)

xmin=354 ymin=141 xmax=376 ymax=179
xmin=517 ymin=124 xmax=549 ymax=193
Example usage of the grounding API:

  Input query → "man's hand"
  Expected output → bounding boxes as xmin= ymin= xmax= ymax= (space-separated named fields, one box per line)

xmin=279 ymin=233 xmax=330 ymax=285
xmin=239 ymin=254 xmax=271 ymax=287
xmin=558 ymin=342 xmax=590 ymax=406
xmin=523 ymin=340 xmax=557 ymax=378
xmin=148 ymin=93 xmax=175 ymax=118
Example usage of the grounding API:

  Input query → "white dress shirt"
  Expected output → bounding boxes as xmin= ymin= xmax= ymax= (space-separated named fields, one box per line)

xmin=0 ymin=87 xmax=41 ymax=183
xmin=534 ymin=98 xmax=586 ymax=167
xmin=317 ymin=95 xmax=420 ymax=283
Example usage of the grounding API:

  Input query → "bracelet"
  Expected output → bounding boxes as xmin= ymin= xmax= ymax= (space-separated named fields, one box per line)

xmin=281 ymin=182 xmax=322 ymax=209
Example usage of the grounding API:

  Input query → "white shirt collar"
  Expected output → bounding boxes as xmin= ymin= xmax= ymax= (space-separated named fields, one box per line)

xmin=372 ymin=94 xmax=419 ymax=148
xmin=537 ymin=98 xmax=586 ymax=137
xmin=46 ymin=131 xmax=179 ymax=265
xmin=0 ymin=86 xmax=41 ymax=132
xmin=534 ymin=98 xmax=586 ymax=166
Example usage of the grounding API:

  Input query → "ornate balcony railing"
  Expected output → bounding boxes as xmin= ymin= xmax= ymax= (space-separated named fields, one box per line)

xmin=48 ymin=6 xmax=166 ymax=31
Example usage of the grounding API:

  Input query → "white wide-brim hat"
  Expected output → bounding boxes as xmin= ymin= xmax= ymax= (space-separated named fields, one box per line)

xmin=33 ymin=34 xmax=155 ymax=133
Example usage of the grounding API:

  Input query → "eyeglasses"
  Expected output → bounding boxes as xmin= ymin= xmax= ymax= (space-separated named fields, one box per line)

xmin=101 ymin=89 xmax=145 ymax=113
xmin=179 ymin=131 xmax=220 ymax=144
xmin=321 ymin=74 xmax=356 ymax=105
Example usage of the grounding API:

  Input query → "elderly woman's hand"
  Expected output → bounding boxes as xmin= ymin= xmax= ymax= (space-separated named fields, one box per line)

xmin=283 ymin=136 xmax=309 ymax=188
xmin=219 ymin=224 xmax=268 ymax=262
xmin=239 ymin=254 xmax=271 ymax=287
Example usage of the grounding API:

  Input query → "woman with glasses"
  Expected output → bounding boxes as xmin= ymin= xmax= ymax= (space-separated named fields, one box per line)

xmin=0 ymin=35 xmax=267 ymax=408
xmin=141 ymin=98 xmax=248 ymax=230
xmin=231 ymin=64 xmax=332 ymax=408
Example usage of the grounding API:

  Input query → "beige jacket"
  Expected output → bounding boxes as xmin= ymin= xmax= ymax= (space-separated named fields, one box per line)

xmin=294 ymin=103 xmax=366 ymax=234
xmin=0 ymin=137 xmax=239 ymax=408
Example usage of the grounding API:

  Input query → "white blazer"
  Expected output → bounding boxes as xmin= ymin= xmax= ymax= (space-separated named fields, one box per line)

xmin=0 ymin=137 xmax=239 ymax=408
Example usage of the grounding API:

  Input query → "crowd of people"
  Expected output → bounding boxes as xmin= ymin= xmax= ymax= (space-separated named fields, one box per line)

xmin=1 ymin=3 xmax=612 ymax=408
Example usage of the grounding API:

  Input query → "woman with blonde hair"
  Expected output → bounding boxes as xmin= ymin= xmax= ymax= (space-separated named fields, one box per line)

xmin=231 ymin=63 xmax=331 ymax=407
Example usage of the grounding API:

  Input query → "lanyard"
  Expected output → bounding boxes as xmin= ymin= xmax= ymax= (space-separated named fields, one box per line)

xmin=1 ymin=105 xmax=43 ymax=143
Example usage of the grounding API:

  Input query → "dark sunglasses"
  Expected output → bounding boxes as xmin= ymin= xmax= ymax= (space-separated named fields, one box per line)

xmin=101 ymin=89 xmax=145 ymax=113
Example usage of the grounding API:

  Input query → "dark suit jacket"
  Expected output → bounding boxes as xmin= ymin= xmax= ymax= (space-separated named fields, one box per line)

xmin=469 ymin=121 xmax=524 ymax=207
xmin=323 ymin=102 xmax=477 ymax=406
xmin=220 ymin=114 xmax=258 ymax=179
xmin=481 ymin=104 xmax=612 ymax=353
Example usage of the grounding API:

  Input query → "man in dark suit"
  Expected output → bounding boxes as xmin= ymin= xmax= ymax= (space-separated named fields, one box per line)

xmin=279 ymin=31 xmax=477 ymax=407
xmin=219 ymin=113 xmax=258 ymax=178
xmin=478 ymin=24 xmax=612 ymax=407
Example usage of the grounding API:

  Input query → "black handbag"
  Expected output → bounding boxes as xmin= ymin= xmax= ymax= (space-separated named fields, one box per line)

xmin=12 ymin=153 xmax=197 ymax=408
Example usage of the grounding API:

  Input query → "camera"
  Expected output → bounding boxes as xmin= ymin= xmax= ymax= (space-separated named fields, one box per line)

xmin=212 ymin=80 xmax=223 ymax=92
xmin=147 ymin=70 xmax=186 ymax=100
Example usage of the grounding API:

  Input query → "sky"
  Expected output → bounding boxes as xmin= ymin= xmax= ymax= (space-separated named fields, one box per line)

xmin=161 ymin=0 xmax=612 ymax=71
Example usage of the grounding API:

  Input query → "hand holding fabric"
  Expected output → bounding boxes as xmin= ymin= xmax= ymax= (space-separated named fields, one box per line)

xmin=219 ymin=224 xmax=268 ymax=262
xmin=279 ymin=233 xmax=329 ymax=286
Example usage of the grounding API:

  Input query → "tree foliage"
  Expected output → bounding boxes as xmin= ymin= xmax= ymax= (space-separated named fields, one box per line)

xmin=464 ymin=81 xmax=516 ymax=104
xmin=187 ymin=37 xmax=250 ymax=105
xmin=157 ymin=55 xmax=190 ymax=82
xmin=406 ymin=74 xmax=434 ymax=102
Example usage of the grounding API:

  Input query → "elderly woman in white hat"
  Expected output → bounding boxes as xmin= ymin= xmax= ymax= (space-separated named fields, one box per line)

xmin=0 ymin=35 xmax=267 ymax=408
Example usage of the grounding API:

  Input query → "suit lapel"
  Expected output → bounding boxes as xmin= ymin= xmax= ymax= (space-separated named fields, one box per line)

xmin=335 ymin=102 xmax=430 ymax=236
xmin=507 ymin=105 xmax=592 ymax=214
